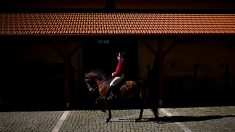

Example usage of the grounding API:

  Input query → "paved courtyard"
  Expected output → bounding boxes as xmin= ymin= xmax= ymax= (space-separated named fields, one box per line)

xmin=0 ymin=106 xmax=234 ymax=132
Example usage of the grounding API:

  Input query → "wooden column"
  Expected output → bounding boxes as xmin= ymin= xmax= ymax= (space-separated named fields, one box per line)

xmin=64 ymin=42 xmax=70 ymax=109
xmin=157 ymin=40 xmax=164 ymax=107
xmin=49 ymin=42 xmax=82 ymax=109
xmin=144 ymin=40 xmax=177 ymax=107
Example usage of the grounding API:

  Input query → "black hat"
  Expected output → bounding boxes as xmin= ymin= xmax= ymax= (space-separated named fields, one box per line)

xmin=117 ymin=51 xmax=125 ymax=58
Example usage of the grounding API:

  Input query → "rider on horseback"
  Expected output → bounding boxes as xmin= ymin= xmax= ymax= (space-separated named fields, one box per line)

xmin=107 ymin=51 xmax=126 ymax=101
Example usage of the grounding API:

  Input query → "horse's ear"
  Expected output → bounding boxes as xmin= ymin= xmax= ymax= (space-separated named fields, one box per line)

xmin=85 ymin=72 xmax=91 ymax=79
xmin=84 ymin=73 xmax=88 ymax=78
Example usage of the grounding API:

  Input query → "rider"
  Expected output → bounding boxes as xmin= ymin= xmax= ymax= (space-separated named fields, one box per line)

xmin=108 ymin=51 xmax=126 ymax=101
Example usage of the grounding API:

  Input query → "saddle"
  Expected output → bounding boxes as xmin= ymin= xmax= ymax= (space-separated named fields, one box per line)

xmin=115 ymin=80 xmax=134 ymax=91
xmin=125 ymin=81 xmax=135 ymax=89
xmin=108 ymin=80 xmax=135 ymax=98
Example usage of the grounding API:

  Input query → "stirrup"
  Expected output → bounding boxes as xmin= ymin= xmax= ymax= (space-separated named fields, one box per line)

xmin=107 ymin=94 xmax=117 ymax=101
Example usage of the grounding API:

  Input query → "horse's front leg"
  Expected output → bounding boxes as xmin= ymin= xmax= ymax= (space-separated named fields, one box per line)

xmin=106 ymin=108 xmax=111 ymax=122
xmin=105 ymin=98 xmax=112 ymax=122
xmin=95 ymin=96 xmax=107 ymax=113
xmin=95 ymin=96 xmax=103 ymax=104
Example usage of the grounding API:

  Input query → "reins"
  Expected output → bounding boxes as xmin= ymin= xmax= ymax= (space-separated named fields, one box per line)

xmin=97 ymin=79 xmax=108 ymax=89
xmin=90 ymin=79 xmax=107 ymax=92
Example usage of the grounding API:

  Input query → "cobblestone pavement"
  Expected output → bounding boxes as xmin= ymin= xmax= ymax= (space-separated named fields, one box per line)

xmin=164 ymin=106 xmax=235 ymax=132
xmin=0 ymin=106 xmax=234 ymax=132
xmin=0 ymin=111 xmax=63 ymax=131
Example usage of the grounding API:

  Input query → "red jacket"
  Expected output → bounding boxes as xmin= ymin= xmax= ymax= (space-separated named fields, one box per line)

xmin=112 ymin=59 xmax=126 ymax=77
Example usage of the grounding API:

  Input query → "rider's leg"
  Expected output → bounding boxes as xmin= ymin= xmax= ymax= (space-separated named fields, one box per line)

xmin=108 ymin=85 xmax=118 ymax=100
xmin=108 ymin=74 xmax=124 ymax=100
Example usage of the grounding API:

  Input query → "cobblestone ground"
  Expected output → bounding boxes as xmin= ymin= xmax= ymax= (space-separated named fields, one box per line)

xmin=0 ymin=106 xmax=234 ymax=132
xmin=60 ymin=109 xmax=182 ymax=132
xmin=165 ymin=106 xmax=235 ymax=132
xmin=0 ymin=111 xmax=63 ymax=132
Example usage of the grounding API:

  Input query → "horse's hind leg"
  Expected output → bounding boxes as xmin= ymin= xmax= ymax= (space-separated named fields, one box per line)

xmin=135 ymin=99 xmax=145 ymax=122
xmin=135 ymin=108 xmax=143 ymax=122
xmin=151 ymin=106 xmax=159 ymax=121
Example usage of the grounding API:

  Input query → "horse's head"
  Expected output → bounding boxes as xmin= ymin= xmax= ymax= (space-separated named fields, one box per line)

xmin=84 ymin=74 xmax=97 ymax=93
xmin=84 ymin=69 xmax=109 ymax=93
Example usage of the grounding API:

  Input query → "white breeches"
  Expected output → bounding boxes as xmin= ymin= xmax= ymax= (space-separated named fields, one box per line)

xmin=110 ymin=74 xmax=124 ymax=87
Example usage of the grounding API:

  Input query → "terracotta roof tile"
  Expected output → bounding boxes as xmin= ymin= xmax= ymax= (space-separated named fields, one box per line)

xmin=0 ymin=13 xmax=235 ymax=35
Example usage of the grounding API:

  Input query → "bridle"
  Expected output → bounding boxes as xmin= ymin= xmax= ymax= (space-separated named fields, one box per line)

xmin=85 ymin=77 xmax=107 ymax=93
xmin=93 ymin=80 xmax=107 ymax=91
xmin=97 ymin=80 xmax=106 ymax=88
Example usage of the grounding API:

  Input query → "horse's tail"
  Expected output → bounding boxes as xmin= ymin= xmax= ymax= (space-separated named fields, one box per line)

xmin=134 ymin=80 xmax=149 ymax=100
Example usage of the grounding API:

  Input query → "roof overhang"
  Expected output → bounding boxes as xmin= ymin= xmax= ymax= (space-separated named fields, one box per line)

xmin=1 ymin=10 xmax=235 ymax=39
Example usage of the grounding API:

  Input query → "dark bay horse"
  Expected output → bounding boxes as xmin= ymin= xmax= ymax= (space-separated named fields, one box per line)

xmin=84 ymin=69 xmax=159 ymax=122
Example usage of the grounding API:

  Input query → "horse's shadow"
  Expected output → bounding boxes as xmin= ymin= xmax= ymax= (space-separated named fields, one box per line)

xmin=110 ymin=115 xmax=235 ymax=123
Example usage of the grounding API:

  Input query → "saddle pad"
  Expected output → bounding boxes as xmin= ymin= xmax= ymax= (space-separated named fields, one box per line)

xmin=126 ymin=81 xmax=134 ymax=89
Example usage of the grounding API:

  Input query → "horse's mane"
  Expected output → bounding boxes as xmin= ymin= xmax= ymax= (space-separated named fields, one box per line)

xmin=85 ymin=69 xmax=109 ymax=81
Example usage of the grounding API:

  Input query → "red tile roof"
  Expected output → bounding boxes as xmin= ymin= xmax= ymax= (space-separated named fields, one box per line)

xmin=0 ymin=13 xmax=235 ymax=36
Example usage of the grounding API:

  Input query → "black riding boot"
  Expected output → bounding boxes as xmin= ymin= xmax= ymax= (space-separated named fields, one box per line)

xmin=108 ymin=85 xmax=118 ymax=101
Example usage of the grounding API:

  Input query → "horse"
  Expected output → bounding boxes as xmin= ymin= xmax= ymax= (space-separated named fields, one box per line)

xmin=84 ymin=69 xmax=159 ymax=122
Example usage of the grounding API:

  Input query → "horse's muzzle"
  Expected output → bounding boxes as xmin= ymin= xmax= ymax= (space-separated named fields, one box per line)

xmin=88 ymin=87 xmax=95 ymax=93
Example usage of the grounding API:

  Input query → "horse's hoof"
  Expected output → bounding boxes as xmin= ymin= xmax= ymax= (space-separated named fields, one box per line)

xmin=135 ymin=118 xmax=141 ymax=122
xmin=101 ymin=109 xmax=106 ymax=113
xmin=155 ymin=117 xmax=161 ymax=123
xmin=106 ymin=119 xmax=110 ymax=123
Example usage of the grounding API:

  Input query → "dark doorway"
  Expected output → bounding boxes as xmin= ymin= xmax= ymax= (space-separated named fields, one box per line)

xmin=83 ymin=39 xmax=139 ymax=80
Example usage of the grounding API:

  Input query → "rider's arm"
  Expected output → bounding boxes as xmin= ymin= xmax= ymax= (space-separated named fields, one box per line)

xmin=112 ymin=61 xmax=123 ymax=77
